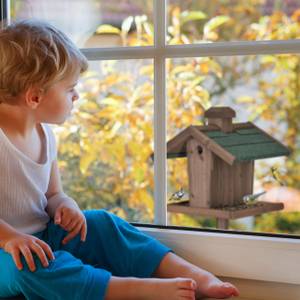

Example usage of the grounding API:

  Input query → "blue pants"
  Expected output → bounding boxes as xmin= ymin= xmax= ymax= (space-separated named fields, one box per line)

xmin=0 ymin=210 xmax=171 ymax=300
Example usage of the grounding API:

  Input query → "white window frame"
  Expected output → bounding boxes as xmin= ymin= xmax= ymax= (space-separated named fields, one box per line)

xmin=82 ymin=0 xmax=300 ymax=225
xmin=81 ymin=0 xmax=300 ymax=225
xmin=140 ymin=226 xmax=300 ymax=286
xmin=5 ymin=0 xmax=300 ymax=287
xmin=83 ymin=0 xmax=300 ymax=287
xmin=6 ymin=0 xmax=300 ymax=225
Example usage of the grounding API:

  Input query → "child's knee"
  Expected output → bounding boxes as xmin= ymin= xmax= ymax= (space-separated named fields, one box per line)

xmin=0 ymin=253 xmax=27 ymax=295
xmin=84 ymin=209 xmax=109 ymax=221
xmin=19 ymin=249 xmax=76 ymax=273
xmin=0 ymin=250 xmax=20 ymax=279
xmin=84 ymin=209 xmax=137 ymax=239
xmin=84 ymin=209 xmax=114 ymax=229
xmin=19 ymin=253 xmax=46 ymax=272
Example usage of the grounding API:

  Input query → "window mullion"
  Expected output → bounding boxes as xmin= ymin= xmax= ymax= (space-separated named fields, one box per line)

xmin=82 ymin=39 xmax=300 ymax=62
xmin=0 ymin=0 xmax=9 ymax=23
xmin=153 ymin=0 xmax=167 ymax=225
xmin=81 ymin=46 xmax=156 ymax=61
xmin=164 ymin=39 xmax=300 ymax=57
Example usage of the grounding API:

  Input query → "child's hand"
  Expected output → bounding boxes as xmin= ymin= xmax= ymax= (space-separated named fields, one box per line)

xmin=3 ymin=232 xmax=55 ymax=272
xmin=54 ymin=203 xmax=87 ymax=245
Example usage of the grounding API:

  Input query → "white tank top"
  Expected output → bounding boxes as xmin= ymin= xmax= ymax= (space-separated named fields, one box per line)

xmin=0 ymin=124 xmax=57 ymax=234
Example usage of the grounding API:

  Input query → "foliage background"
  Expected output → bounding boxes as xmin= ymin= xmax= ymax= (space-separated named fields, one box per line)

xmin=11 ymin=0 xmax=299 ymax=233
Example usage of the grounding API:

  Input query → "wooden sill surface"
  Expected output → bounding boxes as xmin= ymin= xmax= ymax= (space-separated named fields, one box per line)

xmin=214 ymin=277 xmax=300 ymax=300
xmin=207 ymin=298 xmax=251 ymax=300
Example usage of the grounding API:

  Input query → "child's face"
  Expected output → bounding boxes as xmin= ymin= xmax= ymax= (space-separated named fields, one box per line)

xmin=36 ymin=71 xmax=80 ymax=124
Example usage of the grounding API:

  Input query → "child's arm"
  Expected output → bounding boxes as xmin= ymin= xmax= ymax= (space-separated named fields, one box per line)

xmin=0 ymin=218 xmax=54 ymax=272
xmin=46 ymin=160 xmax=87 ymax=245
xmin=46 ymin=160 xmax=79 ymax=217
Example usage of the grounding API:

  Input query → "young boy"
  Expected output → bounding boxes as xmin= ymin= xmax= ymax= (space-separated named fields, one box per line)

xmin=0 ymin=20 xmax=239 ymax=300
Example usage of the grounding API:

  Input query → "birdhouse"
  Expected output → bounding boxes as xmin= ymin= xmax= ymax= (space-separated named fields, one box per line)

xmin=167 ymin=107 xmax=290 ymax=210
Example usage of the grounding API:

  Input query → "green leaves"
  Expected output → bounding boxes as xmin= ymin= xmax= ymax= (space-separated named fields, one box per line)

xmin=203 ymin=16 xmax=231 ymax=39
xmin=122 ymin=16 xmax=134 ymax=34
xmin=180 ymin=10 xmax=207 ymax=25
xmin=96 ymin=24 xmax=121 ymax=35
xmin=58 ymin=4 xmax=300 ymax=228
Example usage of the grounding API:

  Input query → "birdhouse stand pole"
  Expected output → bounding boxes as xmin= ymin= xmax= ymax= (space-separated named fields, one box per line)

xmin=217 ymin=218 xmax=229 ymax=230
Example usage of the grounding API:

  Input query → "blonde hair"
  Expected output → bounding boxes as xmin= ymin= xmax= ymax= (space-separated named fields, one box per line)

xmin=0 ymin=19 xmax=88 ymax=104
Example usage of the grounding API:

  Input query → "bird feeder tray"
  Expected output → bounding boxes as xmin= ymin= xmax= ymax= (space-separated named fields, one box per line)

xmin=168 ymin=200 xmax=284 ymax=220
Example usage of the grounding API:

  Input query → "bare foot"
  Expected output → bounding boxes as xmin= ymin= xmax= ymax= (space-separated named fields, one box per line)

xmin=197 ymin=275 xmax=239 ymax=299
xmin=150 ymin=252 xmax=240 ymax=299
xmin=105 ymin=277 xmax=197 ymax=300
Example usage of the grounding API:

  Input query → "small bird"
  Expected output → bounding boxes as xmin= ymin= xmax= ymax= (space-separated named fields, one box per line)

xmin=243 ymin=191 xmax=266 ymax=203
xmin=169 ymin=188 xmax=185 ymax=202
xmin=271 ymin=167 xmax=286 ymax=186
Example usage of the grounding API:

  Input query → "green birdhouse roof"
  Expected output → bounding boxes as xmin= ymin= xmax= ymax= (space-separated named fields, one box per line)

xmin=167 ymin=107 xmax=290 ymax=165
xmin=204 ymin=127 xmax=290 ymax=161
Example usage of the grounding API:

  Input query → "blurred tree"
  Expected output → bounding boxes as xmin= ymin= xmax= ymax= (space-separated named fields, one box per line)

xmin=255 ymin=211 xmax=300 ymax=234
xmin=57 ymin=1 xmax=300 ymax=231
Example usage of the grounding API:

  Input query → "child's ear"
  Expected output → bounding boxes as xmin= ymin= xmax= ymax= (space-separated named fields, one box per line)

xmin=24 ymin=87 xmax=44 ymax=109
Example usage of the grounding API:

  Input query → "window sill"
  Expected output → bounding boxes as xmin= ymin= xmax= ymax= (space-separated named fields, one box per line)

xmin=138 ymin=226 xmax=300 ymax=299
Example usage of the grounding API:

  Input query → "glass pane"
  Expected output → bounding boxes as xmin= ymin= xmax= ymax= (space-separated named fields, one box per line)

xmin=10 ymin=0 xmax=153 ymax=48
xmin=167 ymin=54 xmax=300 ymax=235
xmin=53 ymin=59 xmax=154 ymax=223
xmin=167 ymin=0 xmax=300 ymax=45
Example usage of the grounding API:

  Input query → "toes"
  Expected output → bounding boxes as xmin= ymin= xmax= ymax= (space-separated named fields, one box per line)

xmin=222 ymin=282 xmax=234 ymax=289
xmin=176 ymin=278 xmax=197 ymax=290
xmin=178 ymin=289 xmax=196 ymax=299
xmin=222 ymin=282 xmax=240 ymax=297
xmin=231 ymin=288 xmax=240 ymax=297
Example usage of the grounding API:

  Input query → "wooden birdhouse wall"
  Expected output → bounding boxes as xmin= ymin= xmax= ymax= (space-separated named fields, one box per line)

xmin=210 ymin=156 xmax=254 ymax=208
xmin=187 ymin=137 xmax=255 ymax=208
xmin=187 ymin=139 xmax=213 ymax=208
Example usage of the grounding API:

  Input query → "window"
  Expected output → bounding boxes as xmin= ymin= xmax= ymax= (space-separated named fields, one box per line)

xmin=10 ymin=0 xmax=154 ymax=47
xmin=4 ymin=1 xmax=300 ymax=236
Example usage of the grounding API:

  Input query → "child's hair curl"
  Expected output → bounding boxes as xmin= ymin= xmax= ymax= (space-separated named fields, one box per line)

xmin=0 ymin=19 xmax=88 ymax=104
